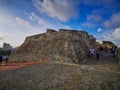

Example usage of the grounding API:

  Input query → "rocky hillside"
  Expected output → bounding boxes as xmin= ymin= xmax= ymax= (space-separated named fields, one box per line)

xmin=10 ymin=29 xmax=96 ymax=64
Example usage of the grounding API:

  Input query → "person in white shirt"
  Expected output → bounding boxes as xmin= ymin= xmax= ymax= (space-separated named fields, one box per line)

xmin=90 ymin=48 xmax=95 ymax=56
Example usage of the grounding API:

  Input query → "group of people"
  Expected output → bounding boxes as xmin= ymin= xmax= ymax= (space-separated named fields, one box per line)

xmin=89 ymin=47 xmax=100 ymax=60
xmin=0 ymin=54 xmax=9 ymax=66
xmin=89 ymin=46 xmax=117 ymax=60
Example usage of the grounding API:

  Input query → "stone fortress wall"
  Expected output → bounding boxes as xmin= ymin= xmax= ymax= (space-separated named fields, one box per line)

xmin=10 ymin=29 xmax=96 ymax=64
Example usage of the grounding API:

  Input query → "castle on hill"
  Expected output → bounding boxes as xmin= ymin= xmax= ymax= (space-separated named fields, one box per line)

xmin=10 ymin=29 xmax=97 ymax=64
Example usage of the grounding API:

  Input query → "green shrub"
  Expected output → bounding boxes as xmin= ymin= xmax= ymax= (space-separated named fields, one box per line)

xmin=0 ymin=50 xmax=12 ymax=56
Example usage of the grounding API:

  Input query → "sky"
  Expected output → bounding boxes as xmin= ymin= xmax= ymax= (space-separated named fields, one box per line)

xmin=0 ymin=0 xmax=120 ymax=47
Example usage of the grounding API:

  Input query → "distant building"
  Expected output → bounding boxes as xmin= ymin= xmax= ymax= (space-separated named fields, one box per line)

xmin=3 ymin=43 xmax=13 ymax=50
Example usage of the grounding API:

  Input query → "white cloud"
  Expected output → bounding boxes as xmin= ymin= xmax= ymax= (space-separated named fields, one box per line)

xmin=38 ymin=19 xmax=46 ymax=26
xmin=0 ymin=11 xmax=71 ymax=47
xmin=82 ymin=22 xmax=95 ymax=27
xmin=97 ymin=28 xmax=103 ymax=33
xmin=87 ymin=11 xmax=102 ymax=23
xmin=27 ymin=12 xmax=71 ymax=30
xmin=104 ymin=12 xmax=120 ymax=29
xmin=28 ymin=12 xmax=46 ymax=26
xmin=82 ymin=10 xmax=102 ymax=27
xmin=0 ymin=12 xmax=44 ymax=47
xmin=16 ymin=17 xmax=29 ymax=25
xmin=100 ymin=27 xmax=120 ymax=46
xmin=101 ymin=12 xmax=120 ymax=46
xmin=29 ymin=12 xmax=41 ymax=21
xmin=0 ymin=32 xmax=5 ymax=40
xmin=33 ymin=0 xmax=79 ymax=21
xmin=112 ymin=27 xmax=120 ymax=39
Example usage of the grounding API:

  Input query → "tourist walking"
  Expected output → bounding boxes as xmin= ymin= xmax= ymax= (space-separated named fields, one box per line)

xmin=99 ymin=46 xmax=103 ymax=54
xmin=104 ymin=46 xmax=108 ymax=56
xmin=89 ymin=48 xmax=95 ymax=57
xmin=111 ymin=46 xmax=116 ymax=58
xmin=95 ymin=48 xmax=100 ymax=60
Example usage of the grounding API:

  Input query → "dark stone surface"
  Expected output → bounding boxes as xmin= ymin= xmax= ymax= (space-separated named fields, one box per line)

xmin=0 ymin=63 xmax=119 ymax=90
